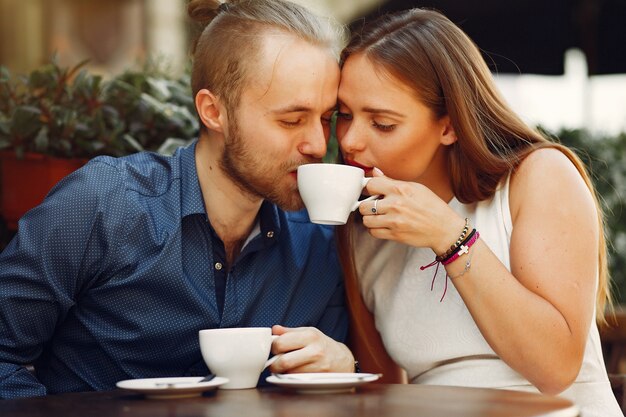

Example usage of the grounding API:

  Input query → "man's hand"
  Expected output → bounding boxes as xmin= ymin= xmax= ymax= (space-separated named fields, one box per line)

xmin=268 ymin=325 xmax=355 ymax=373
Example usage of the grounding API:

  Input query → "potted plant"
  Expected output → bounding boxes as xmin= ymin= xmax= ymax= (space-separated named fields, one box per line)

xmin=0 ymin=57 xmax=198 ymax=232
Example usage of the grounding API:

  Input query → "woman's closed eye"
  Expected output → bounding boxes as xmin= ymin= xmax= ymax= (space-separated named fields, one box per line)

xmin=372 ymin=120 xmax=396 ymax=132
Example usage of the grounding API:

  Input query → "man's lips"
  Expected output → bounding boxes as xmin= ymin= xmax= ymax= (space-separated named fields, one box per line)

xmin=291 ymin=160 xmax=323 ymax=179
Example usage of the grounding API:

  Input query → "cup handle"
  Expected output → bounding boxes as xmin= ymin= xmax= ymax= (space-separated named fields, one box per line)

xmin=351 ymin=177 xmax=380 ymax=212
xmin=264 ymin=335 xmax=281 ymax=369
xmin=352 ymin=195 xmax=379 ymax=212
xmin=264 ymin=354 xmax=281 ymax=369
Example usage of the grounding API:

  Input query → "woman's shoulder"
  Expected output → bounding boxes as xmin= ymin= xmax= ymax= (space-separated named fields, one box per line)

xmin=509 ymin=147 xmax=594 ymax=223
xmin=514 ymin=146 xmax=577 ymax=175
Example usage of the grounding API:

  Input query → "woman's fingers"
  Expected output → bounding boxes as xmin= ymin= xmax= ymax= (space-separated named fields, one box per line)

xmin=359 ymin=197 xmax=383 ymax=217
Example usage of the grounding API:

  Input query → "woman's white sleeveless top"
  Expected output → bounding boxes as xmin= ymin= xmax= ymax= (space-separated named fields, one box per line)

xmin=354 ymin=175 xmax=622 ymax=417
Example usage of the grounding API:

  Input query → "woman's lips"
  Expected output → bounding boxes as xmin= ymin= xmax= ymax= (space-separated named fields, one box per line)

xmin=345 ymin=159 xmax=373 ymax=174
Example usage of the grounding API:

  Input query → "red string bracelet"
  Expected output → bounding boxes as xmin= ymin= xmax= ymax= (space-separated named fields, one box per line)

xmin=442 ymin=231 xmax=480 ymax=266
xmin=420 ymin=230 xmax=480 ymax=302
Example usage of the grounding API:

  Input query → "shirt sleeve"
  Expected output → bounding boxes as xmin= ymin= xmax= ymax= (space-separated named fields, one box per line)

xmin=315 ymin=279 xmax=349 ymax=344
xmin=0 ymin=159 xmax=127 ymax=399
xmin=313 ymin=239 xmax=349 ymax=344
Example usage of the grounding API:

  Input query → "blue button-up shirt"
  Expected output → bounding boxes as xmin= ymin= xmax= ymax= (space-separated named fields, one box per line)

xmin=0 ymin=142 xmax=347 ymax=399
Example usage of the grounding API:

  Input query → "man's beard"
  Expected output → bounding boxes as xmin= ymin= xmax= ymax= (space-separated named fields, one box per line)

xmin=219 ymin=114 xmax=315 ymax=211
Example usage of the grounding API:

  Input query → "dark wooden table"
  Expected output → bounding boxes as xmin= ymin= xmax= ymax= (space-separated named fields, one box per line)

xmin=0 ymin=384 xmax=579 ymax=417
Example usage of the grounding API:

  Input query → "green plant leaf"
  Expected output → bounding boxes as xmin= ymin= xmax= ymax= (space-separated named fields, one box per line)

xmin=33 ymin=126 xmax=49 ymax=152
xmin=146 ymin=77 xmax=172 ymax=101
xmin=0 ymin=66 xmax=9 ymax=82
xmin=0 ymin=119 xmax=9 ymax=136
xmin=10 ymin=105 xmax=42 ymax=138
xmin=122 ymin=134 xmax=144 ymax=152
xmin=66 ymin=59 xmax=90 ymax=80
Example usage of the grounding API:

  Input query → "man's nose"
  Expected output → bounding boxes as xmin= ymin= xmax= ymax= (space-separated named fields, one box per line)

xmin=297 ymin=122 xmax=327 ymax=159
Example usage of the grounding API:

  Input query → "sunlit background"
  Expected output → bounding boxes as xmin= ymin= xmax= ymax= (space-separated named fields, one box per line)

xmin=1 ymin=0 xmax=625 ymax=135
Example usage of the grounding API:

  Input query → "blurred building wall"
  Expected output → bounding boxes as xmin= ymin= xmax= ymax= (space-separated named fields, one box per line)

xmin=0 ymin=0 xmax=188 ymax=76
xmin=291 ymin=0 xmax=383 ymax=22
xmin=0 ymin=0 xmax=46 ymax=74
xmin=0 ymin=0 xmax=380 ymax=76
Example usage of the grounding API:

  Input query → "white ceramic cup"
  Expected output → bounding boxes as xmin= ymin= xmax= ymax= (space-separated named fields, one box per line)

xmin=297 ymin=163 xmax=377 ymax=225
xmin=199 ymin=327 xmax=277 ymax=389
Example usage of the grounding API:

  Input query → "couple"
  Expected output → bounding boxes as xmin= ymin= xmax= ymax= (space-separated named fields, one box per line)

xmin=0 ymin=1 xmax=619 ymax=415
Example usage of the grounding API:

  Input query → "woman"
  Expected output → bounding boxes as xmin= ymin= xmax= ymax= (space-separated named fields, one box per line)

xmin=336 ymin=8 xmax=621 ymax=416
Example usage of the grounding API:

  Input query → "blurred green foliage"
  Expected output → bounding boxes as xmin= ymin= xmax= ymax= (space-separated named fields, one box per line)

xmin=323 ymin=112 xmax=340 ymax=163
xmin=0 ymin=57 xmax=198 ymax=159
xmin=550 ymin=128 xmax=626 ymax=304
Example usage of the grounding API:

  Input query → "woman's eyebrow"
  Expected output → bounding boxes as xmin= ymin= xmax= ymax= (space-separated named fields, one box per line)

xmin=362 ymin=107 xmax=406 ymax=118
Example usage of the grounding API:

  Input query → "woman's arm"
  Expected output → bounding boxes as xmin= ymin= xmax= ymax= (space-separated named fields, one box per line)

xmin=449 ymin=148 xmax=597 ymax=394
xmin=361 ymin=148 xmax=598 ymax=394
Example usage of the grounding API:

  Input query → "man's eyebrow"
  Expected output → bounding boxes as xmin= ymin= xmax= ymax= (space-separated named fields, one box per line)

xmin=270 ymin=104 xmax=337 ymax=114
xmin=270 ymin=105 xmax=313 ymax=114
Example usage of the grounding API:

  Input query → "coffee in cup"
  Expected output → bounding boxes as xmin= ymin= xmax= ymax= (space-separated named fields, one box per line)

xmin=297 ymin=163 xmax=377 ymax=225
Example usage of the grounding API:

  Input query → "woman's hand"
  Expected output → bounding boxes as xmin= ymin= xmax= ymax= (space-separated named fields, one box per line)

xmin=358 ymin=168 xmax=466 ymax=253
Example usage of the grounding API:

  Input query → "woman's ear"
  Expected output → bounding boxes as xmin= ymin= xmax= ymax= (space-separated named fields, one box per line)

xmin=439 ymin=115 xmax=458 ymax=146
xmin=195 ymin=89 xmax=227 ymax=133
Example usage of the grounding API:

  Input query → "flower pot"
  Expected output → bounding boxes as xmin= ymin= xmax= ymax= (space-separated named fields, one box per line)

xmin=0 ymin=151 xmax=87 ymax=230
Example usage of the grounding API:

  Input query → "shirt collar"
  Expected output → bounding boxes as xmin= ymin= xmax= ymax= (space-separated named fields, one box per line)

xmin=180 ymin=141 xmax=206 ymax=217
xmin=258 ymin=199 xmax=282 ymax=242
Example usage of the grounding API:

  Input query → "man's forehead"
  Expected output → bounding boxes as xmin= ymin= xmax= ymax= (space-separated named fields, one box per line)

xmin=252 ymin=32 xmax=320 ymax=83
xmin=242 ymin=33 xmax=339 ymax=109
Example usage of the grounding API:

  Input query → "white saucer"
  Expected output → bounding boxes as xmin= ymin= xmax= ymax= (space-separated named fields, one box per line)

xmin=266 ymin=373 xmax=380 ymax=394
xmin=116 ymin=376 xmax=229 ymax=399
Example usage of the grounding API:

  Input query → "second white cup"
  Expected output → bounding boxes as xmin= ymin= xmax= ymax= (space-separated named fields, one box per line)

xmin=297 ymin=163 xmax=377 ymax=225
xmin=199 ymin=327 xmax=276 ymax=389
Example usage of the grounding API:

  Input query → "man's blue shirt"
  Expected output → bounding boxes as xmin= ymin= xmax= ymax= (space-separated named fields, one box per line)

xmin=0 ymin=142 xmax=346 ymax=399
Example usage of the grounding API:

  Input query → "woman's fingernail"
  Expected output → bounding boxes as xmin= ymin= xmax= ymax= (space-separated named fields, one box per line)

xmin=373 ymin=167 xmax=384 ymax=175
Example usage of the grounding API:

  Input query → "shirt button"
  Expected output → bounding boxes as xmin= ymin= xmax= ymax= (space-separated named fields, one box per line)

xmin=266 ymin=231 xmax=274 ymax=238
xmin=214 ymin=262 xmax=223 ymax=270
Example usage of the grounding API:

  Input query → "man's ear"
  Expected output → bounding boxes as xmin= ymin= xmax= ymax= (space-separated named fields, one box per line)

xmin=440 ymin=115 xmax=457 ymax=146
xmin=195 ymin=89 xmax=227 ymax=133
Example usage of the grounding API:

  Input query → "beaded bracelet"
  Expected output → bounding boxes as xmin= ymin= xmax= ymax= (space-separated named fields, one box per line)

xmin=442 ymin=230 xmax=480 ymax=266
xmin=440 ymin=228 xmax=476 ymax=263
xmin=420 ymin=227 xmax=480 ymax=302
xmin=435 ymin=218 xmax=470 ymax=262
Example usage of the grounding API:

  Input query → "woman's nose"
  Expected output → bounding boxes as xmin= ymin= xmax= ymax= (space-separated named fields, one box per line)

xmin=337 ymin=122 xmax=365 ymax=155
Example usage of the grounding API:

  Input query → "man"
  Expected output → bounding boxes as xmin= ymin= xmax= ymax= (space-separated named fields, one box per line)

xmin=0 ymin=0 xmax=354 ymax=399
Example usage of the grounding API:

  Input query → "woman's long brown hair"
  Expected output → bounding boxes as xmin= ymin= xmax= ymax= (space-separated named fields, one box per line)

xmin=338 ymin=8 xmax=612 ymax=324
